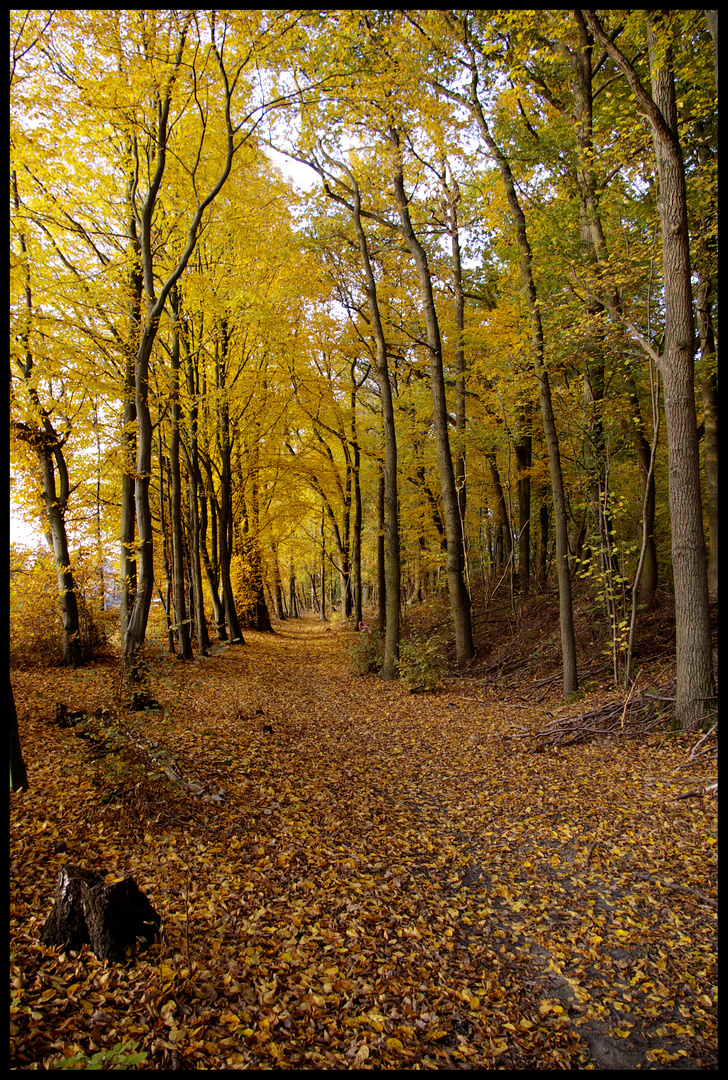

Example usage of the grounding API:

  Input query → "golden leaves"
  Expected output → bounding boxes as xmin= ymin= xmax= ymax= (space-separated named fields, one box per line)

xmin=10 ymin=619 xmax=718 ymax=1069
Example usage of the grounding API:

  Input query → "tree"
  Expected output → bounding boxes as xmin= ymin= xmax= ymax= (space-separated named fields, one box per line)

xmin=433 ymin=14 xmax=578 ymax=693
xmin=11 ymin=168 xmax=84 ymax=669
xmin=299 ymin=144 xmax=402 ymax=677
xmin=582 ymin=10 xmax=716 ymax=726
xmin=389 ymin=126 xmax=474 ymax=664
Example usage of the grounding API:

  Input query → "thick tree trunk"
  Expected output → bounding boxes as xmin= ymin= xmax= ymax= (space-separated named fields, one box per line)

xmin=36 ymin=443 xmax=84 ymax=668
xmin=583 ymin=7 xmax=717 ymax=727
xmin=647 ymin=22 xmax=714 ymax=725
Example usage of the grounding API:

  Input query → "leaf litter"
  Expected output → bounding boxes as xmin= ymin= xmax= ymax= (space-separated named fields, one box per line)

xmin=10 ymin=617 xmax=717 ymax=1069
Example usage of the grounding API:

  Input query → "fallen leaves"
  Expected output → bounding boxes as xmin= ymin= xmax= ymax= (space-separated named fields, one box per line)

xmin=10 ymin=618 xmax=718 ymax=1069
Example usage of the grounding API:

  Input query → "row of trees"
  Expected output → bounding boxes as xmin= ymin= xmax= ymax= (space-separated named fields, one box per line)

xmin=10 ymin=10 xmax=717 ymax=727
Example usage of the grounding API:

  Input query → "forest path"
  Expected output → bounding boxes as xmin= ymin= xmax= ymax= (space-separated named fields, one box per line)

xmin=10 ymin=617 xmax=717 ymax=1069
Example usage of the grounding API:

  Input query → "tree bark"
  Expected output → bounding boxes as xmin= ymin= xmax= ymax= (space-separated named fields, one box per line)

xmin=348 ymin=177 xmax=400 ymax=674
xmin=215 ymin=325 xmax=244 ymax=644
xmin=583 ymin=10 xmax=716 ymax=725
xmin=390 ymin=127 xmax=473 ymax=665
xmin=169 ymin=287 xmax=193 ymax=659
xmin=119 ymin=159 xmax=142 ymax=644
xmin=465 ymin=83 xmax=577 ymax=694
xmin=182 ymin=322 xmax=210 ymax=653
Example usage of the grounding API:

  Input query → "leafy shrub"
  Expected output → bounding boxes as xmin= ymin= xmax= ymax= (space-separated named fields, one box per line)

xmin=55 ymin=1038 xmax=147 ymax=1070
xmin=9 ymin=544 xmax=112 ymax=668
xmin=397 ymin=630 xmax=447 ymax=692
xmin=346 ymin=622 xmax=383 ymax=675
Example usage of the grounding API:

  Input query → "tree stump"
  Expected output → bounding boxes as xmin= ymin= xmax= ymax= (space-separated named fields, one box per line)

xmin=40 ymin=864 xmax=161 ymax=962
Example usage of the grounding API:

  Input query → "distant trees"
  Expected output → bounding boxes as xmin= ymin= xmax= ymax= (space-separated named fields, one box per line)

xmin=10 ymin=10 xmax=716 ymax=716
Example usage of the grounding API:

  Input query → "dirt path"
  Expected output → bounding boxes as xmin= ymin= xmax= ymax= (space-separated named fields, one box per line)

xmin=10 ymin=618 xmax=717 ymax=1069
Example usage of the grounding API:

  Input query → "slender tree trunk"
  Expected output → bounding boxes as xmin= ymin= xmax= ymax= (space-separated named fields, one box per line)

xmin=319 ymin=510 xmax=327 ymax=621
xmin=169 ymin=288 xmax=193 ymax=659
xmin=270 ymin=543 xmax=287 ymax=619
xmin=446 ymin=173 xmax=468 ymax=528
xmin=351 ymin=426 xmax=363 ymax=627
xmin=349 ymin=176 xmax=399 ymax=674
xmin=377 ymin=465 xmax=386 ymax=632
xmin=183 ymin=334 xmax=209 ymax=653
xmin=120 ymin=165 xmax=142 ymax=645
xmin=158 ymin=434 xmax=175 ymax=654
xmin=467 ymin=92 xmax=577 ymax=694
xmin=288 ymin=554 xmax=299 ymax=618
xmin=515 ymin=425 xmax=532 ymax=593
xmin=694 ymin=129 xmax=718 ymax=598
xmin=215 ymin=329 xmax=244 ymax=644
xmin=245 ymin=451 xmax=272 ymax=631
xmin=486 ymin=450 xmax=512 ymax=570
xmin=390 ymin=127 xmax=473 ymax=665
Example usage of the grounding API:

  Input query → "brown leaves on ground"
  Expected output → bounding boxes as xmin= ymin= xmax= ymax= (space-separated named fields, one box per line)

xmin=10 ymin=618 xmax=717 ymax=1069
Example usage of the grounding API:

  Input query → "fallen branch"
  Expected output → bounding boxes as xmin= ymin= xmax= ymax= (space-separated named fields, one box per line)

xmin=633 ymin=872 xmax=717 ymax=909
xmin=528 ymin=682 xmax=677 ymax=749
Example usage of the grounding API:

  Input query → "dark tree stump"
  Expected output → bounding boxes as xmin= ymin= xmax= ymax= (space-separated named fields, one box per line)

xmin=40 ymin=864 xmax=161 ymax=962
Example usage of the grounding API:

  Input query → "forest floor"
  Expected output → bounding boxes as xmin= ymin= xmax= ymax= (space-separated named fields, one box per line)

xmin=10 ymin=597 xmax=718 ymax=1070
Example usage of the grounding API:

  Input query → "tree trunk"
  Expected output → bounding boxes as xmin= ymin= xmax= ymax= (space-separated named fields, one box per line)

xmin=169 ymin=287 xmax=193 ymax=659
xmin=183 ymin=338 xmax=210 ymax=653
xmin=390 ymin=127 xmax=473 ymax=665
xmin=351 ymin=391 xmax=363 ymax=627
xmin=319 ymin=508 xmax=327 ymax=621
xmin=119 ymin=164 xmax=142 ymax=645
xmin=287 ymin=555 xmax=298 ymax=618
xmin=467 ymin=90 xmax=577 ymax=694
xmin=515 ymin=426 xmax=532 ymax=593
xmin=158 ymin=436 xmax=176 ymax=655
xmin=694 ymin=127 xmax=718 ymax=598
xmin=215 ymin=331 xmax=244 ymax=644
xmin=377 ymin=465 xmax=387 ymax=632
xmin=269 ymin=543 xmax=287 ymax=619
xmin=648 ymin=23 xmax=716 ymax=725
xmin=36 ymin=441 xmax=84 ymax=668
xmin=583 ymin=10 xmax=716 ymax=725
xmin=124 ymin=327 xmax=158 ymax=679
xmin=349 ymin=176 xmax=400 ymax=675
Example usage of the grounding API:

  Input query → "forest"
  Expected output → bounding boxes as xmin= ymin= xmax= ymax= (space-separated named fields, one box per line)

xmin=10 ymin=10 xmax=717 ymax=1071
